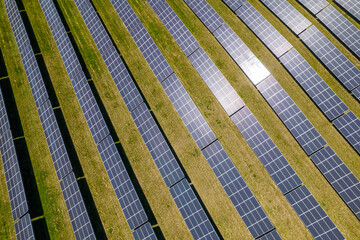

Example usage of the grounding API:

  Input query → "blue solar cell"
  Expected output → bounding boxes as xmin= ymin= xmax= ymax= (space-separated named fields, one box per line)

xmin=260 ymin=0 xmax=312 ymax=35
xmin=109 ymin=0 xmax=142 ymax=31
xmin=317 ymin=5 xmax=360 ymax=59
xmin=222 ymin=0 xmax=247 ymax=11
xmin=14 ymin=214 xmax=35 ymax=240
xmin=231 ymin=107 xmax=302 ymax=195
xmin=183 ymin=0 xmax=224 ymax=33
xmin=0 ymin=89 xmax=11 ymax=136
xmin=60 ymin=172 xmax=96 ymax=240
xmin=352 ymin=86 xmax=360 ymax=102
xmin=161 ymin=74 xmax=216 ymax=150
xmin=236 ymin=2 xmax=292 ymax=57
xmin=188 ymin=48 xmax=245 ymax=116
xmin=170 ymin=179 xmax=219 ymax=240
xmin=311 ymin=146 xmax=360 ymax=219
xmin=297 ymin=0 xmax=329 ymax=15
xmin=258 ymin=229 xmax=282 ymax=240
xmin=333 ymin=111 xmax=360 ymax=155
xmin=280 ymin=48 xmax=348 ymax=121
xmin=132 ymin=222 xmax=157 ymax=240
xmin=300 ymin=26 xmax=360 ymax=91
xmin=72 ymin=72 xmax=110 ymax=144
xmin=152 ymin=1 xmax=200 ymax=57
xmin=102 ymin=45 xmax=144 ymax=112
xmin=202 ymin=140 xmax=275 ymax=238
xmin=97 ymin=135 xmax=148 ymax=229
xmin=38 ymin=100 xmax=73 ymax=180
xmin=286 ymin=185 xmax=344 ymax=240
xmin=257 ymin=76 xmax=326 ymax=155
xmin=147 ymin=0 xmax=166 ymax=12
xmin=334 ymin=0 xmax=360 ymax=22
xmin=131 ymin=102 xmax=185 ymax=187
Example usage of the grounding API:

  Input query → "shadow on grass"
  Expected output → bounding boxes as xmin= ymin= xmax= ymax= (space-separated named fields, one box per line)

xmin=0 ymin=47 xmax=8 ymax=78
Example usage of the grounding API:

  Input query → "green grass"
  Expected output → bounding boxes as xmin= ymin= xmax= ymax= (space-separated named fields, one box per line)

xmin=0 ymin=0 xmax=359 ymax=239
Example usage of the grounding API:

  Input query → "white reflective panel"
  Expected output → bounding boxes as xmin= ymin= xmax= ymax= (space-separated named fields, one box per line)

xmin=241 ymin=57 xmax=270 ymax=85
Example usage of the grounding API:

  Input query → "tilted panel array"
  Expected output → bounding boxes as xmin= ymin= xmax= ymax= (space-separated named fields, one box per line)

xmin=192 ymin=0 xmax=356 ymax=230
xmin=297 ymin=0 xmax=329 ymax=15
xmin=5 ymin=0 xmax=96 ymax=238
xmin=300 ymin=26 xmax=360 ymax=92
xmin=235 ymin=2 xmax=293 ymax=58
xmin=333 ymin=111 xmax=360 ymax=155
xmin=260 ymin=0 xmax=312 ymax=35
xmin=352 ymin=87 xmax=360 ymax=102
xmin=286 ymin=186 xmax=344 ymax=239
xmin=317 ymin=5 xmax=360 ymax=59
xmin=14 ymin=214 xmax=35 ymax=240
xmin=334 ymin=0 xmax=360 ymax=22
xmin=40 ymin=0 xmax=154 ymax=234
xmin=132 ymin=222 xmax=157 ymax=240
xmin=59 ymin=172 xmax=96 ymax=240
xmin=222 ymin=0 xmax=247 ymax=11
xmin=279 ymin=48 xmax=348 ymax=121
xmin=311 ymin=146 xmax=360 ymax=219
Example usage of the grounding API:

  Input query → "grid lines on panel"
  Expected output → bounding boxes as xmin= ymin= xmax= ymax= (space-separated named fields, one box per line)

xmin=188 ymin=48 xmax=245 ymax=116
xmin=153 ymin=2 xmax=200 ymax=57
xmin=97 ymin=135 xmax=148 ymax=230
xmin=202 ymin=140 xmax=275 ymax=238
xmin=297 ymin=0 xmax=329 ymax=15
xmin=258 ymin=229 xmax=282 ymax=240
xmin=14 ymin=214 xmax=35 ymax=240
xmin=231 ymin=107 xmax=302 ymax=195
xmin=183 ymin=0 xmax=224 ymax=33
xmin=257 ymin=76 xmax=326 ymax=155
xmin=0 ymin=90 xmax=11 ymax=137
xmin=285 ymin=185 xmax=344 ymax=240
xmin=260 ymin=0 xmax=312 ymax=35
xmin=299 ymin=26 xmax=360 ymax=91
xmin=72 ymin=72 xmax=110 ymax=144
xmin=60 ymin=172 xmax=95 ymax=240
xmin=317 ymin=5 xmax=360 ymax=59
xmin=38 ymin=100 xmax=73 ymax=180
xmin=311 ymin=146 xmax=360 ymax=219
xmin=222 ymin=0 xmax=247 ymax=12
xmin=169 ymin=179 xmax=219 ymax=240
xmin=131 ymin=103 xmax=185 ymax=187
xmin=352 ymin=86 xmax=360 ymax=102
xmin=333 ymin=111 xmax=360 ymax=155
xmin=334 ymin=0 xmax=360 ymax=22
xmin=280 ymin=48 xmax=348 ymax=121
xmin=132 ymin=222 xmax=157 ymax=240
xmin=161 ymin=74 xmax=216 ymax=150
xmin=109 ymin=0 xmax=142 ymax=31
xmin=236 ymin=2 xmax=293 ymax=58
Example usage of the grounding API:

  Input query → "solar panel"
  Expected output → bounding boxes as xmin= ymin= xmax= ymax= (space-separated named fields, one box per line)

xmin=14 ymin=214 xmax=35 ymax=240
xmin=311 ymin=146 xmax=360 ymax=219
xmin=202 ymin=140 xmax=274 ymax=238
xmin=258 ymin=230 xmax=282 ymax=240
xmin=280 ymin=48 xmax=348 ymax=121
xmin=109 ymin=0 xmax=142 ymax=31
xmin=333 ymin=111 xmax=360 ymax=155
xmin=39 ymin=0 xmax=82 ymax=80
xmin=102 ymin=45 xmax=144 ymax=112
xmin=161 ymin=74 xmax=216 ymax=150
xmin=132 ymin=222 xmax=157 ymax=240
xmin=129 ymin=26 xmax=174 ymax=82
xmin=97 ymin=135 xmax=148 ymax=229
xmin=299 ymin=26 xmax=360 ymax=91
xmin=38 ymin=100 xmax=73 ymax=180
xmin=285 ymin=185 xmax=344 ymax=240
xmin=72 ymin=71 xmax=110 ymax=144
xmin=257 ymin=76 xmax=326 ymax=155
xmin=297 ymin=0 xmax=329 ymax=15
xmin=317 ymin=5 xmax=360 ymax=59
xmin=183 ymin=0 xmax=224 ymax=33
xmin=334 ymin=0 xmax=360 ymax=22
xmin=60 ymin=172 xmax=96 ymax=240
xmin=152 ymin=2 xmax=200 ymax=57
xmin=1 ymin=130 xmax=28 ymax=221
xmin=222 ymin=0 xmax=247 ymax=11
xmin=169 ymin=179 xmax=220 ymax=240
xmin=188 ymin=48 xmax=245 ymax=116
xmin=231 ymin=107 xmax=302 ymax=195
xmin=0 ymin=89 xmax=11 ymax=136
xmin=352 ymin=87 xmax=360 ymax=102
xmin=236 ymin=2 xmax=293 ymax=58
xmin=131 ymin=102 xmax=185 ymax=187
xmin=260 ymin=0 xmax=312 ymax=35
xmin=146 ymin=0 xmax=166 ymax=12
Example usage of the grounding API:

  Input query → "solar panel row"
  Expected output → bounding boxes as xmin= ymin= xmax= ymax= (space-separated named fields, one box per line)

xmin=191 ymin=0 xmax=354 ymax=232
xmin=5 ymin=1 xmax=97 ymax=238
xmin=333 ymin=0 xmax=360 ymax=22
xmin=317 ymin=5 xmax=360 ymax=59
xmin=14 ymin=214 xmax=35 ymax=240
xmin=297 ymin=0 xmax=328 ymax=15
xmin=40 ymin=0 xmax=154 ymax=233
xmin=333 ymin=111 xmax=360 ymax=155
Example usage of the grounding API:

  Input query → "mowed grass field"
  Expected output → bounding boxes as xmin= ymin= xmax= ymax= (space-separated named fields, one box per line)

xmin=0 ymin=0 xmax=359 ymax=239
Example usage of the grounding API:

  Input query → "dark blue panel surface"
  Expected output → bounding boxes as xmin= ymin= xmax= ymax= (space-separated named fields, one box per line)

xmin=297 ymin=0 xmax=329 ymax=15
xmin=333 ymin=111 xmax=360 ymax=155
xmin=132 ymin=222 xmax=157 ymax=240
xmin=14 ymin=214 xmax=35 ymax=240
xmin=222 ymin=0 xmax=247 ymax=11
